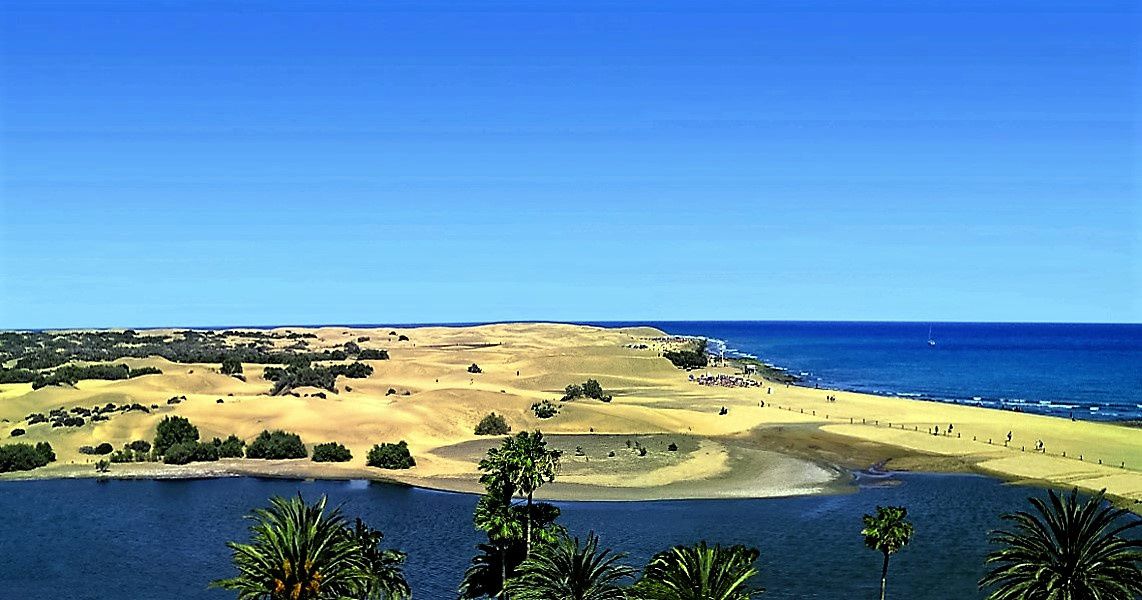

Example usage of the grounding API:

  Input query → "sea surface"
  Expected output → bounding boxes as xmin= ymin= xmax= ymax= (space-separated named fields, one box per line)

xmin=0 ymin=473 xmax=1070 ymax=600
xmin=604 ymin=321 xmax=1142 ymax=422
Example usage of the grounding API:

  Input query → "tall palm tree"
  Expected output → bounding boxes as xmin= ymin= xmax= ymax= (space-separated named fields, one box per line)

xmin=861 ymin=505 xmax=913 ymax=600
xmin=506 ymin=531 xmax=634 ymax=600
xmin=479 ymin=431 xmax=561 ymax=556
xmin=212 ymin=495 xmax=409 ymax=600
xmin=980 ymin=487 xmax=1142 ymax=600
xmin=471 ymin=492 xmax=525 ymax=599
xmin=348 ymin=517 xmax=411 ymax=599
xmin=631 ymin=541 xmax=763 ymax=600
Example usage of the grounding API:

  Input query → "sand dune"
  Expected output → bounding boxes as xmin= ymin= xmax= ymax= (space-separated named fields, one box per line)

xmin=1 ymin=323 xmax=1138 ymax=506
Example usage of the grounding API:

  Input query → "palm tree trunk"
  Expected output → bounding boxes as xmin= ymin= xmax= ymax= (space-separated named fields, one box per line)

xmin=525 ymin=490 xmax=533 ymax=557
xmin=501 ymin=545 xmax=509 ymax=600
xmin=880 ymin=551 xmax=889 ymax=600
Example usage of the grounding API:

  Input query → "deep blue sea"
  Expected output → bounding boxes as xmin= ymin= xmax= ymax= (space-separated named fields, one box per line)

xmin=598 ymin=321 xmax=1142 ymax=422
xmin=0 ymin=474 xmax=1086 ymax=600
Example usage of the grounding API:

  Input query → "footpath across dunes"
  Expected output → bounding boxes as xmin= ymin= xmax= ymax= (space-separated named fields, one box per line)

xmin=1 ymin=323 xmax=1139 ymax=506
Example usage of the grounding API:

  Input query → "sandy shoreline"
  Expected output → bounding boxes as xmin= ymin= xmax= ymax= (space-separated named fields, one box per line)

xmin=2 ymin=323 xmax=1139 ymax=508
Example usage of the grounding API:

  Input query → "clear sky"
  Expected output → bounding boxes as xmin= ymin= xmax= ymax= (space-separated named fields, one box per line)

xmin=1 ymin=0 xmax=1138 ymax=328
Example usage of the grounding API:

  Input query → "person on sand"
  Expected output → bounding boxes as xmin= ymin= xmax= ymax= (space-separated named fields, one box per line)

xmin=1007 ymin=431 xmax=1013 ymax=443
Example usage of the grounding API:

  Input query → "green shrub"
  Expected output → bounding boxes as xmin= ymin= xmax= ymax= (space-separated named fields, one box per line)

xmin=311 ymin=442 xmax=353 ymax=462
xmin=474 ymin=412 xmax=510 ymax=435
xmin=531 ymin=400 xmax=559 ymax=419
xmin=154 ymin=416 xmax=199 ymax=456
xmin=366 ymin=441 xmax=415 ymax=469
xmin=357 ymin=349 xmax=389 ymax=360
xmin=663 ymin=340 xmax=708 ymax=369
xmin=245 ymin=430 xmax=307 ymax=459
xmin=562 ymin=384 xmax=583 ymax=401
xmin=163 ymin=441 xmax=219 ymax=465
xmin=10 ymin=428 xmax=25 ymax=437
xmin=79 ymin=443 xmax=113 ymax=455
xmin=468 ymin=363 xmax=482 ymax=374
xmin=220 ymin=357 xmax=243 ymax=375
xmin=214 ymin=434 xmax=246 ymax=458
xmin=95 ymin=459 xmax=110 ymax=473
xmin=0 ymin=442 xmax=55 ymax=473
xmin=126 ymin=440 xmax=151 ymax=453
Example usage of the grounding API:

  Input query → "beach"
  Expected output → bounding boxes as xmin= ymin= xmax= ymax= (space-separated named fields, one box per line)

xmin=2 ymin=323 xmax=1139 ymax=507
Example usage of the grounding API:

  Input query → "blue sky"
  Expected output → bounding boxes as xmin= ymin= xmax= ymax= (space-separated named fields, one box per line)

xmin=1 ymin=0 xmax=1138 ymax=328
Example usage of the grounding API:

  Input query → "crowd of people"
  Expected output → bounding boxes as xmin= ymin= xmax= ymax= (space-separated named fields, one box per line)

xmin=690 ymin=373 xmax=761 ymax=388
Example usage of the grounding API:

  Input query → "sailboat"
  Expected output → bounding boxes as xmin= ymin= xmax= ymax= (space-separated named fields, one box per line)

xmin=927 ymin=325 xmax=937 ymax=347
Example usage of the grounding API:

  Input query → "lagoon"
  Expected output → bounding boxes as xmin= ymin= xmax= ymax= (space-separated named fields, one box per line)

xmin=0 ymin=473 xmax=1042 ymax=599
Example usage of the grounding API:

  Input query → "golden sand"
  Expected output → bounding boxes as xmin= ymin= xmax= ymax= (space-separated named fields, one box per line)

xmin=1 ymin=323 xmax=1138 ymax=506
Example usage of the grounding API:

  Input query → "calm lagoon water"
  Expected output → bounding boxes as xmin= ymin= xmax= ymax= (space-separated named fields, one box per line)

xmin=0 ymin=473 xmax=1054 ymax=599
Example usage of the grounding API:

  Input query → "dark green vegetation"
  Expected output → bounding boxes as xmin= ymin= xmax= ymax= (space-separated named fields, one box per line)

xmin=506 ymin=531 xmax=634 ymax=600
xmin=367 ymin=441 xmax=415 ymax=469
xmin=262 ymin=362 xmax=373 ymax=395
xmin=663 ymin=339 xmax=709 ymax=370
xmin=468 ymin=363 xmax=483 ymax=374
xmin=475 ymin=412 xmax=511 ymax=436
xmin=246 ymin=430 xmax=308 ymax=460
xmin=212 ymin=495 xmax=409 ymax=600
xmin=312 ymin=442 xmax=353 ymax=463
xmin=29 ymin=363 xmax=163 ymax=390
xmin=861 ymin=506 xmax=914 ymax=600
xmin=980 ymin=488 xmax=1142 ymax=600
xmin=215 ymin=435 xmax=247 ymax=458
xmin=0 ymin=441 xmax=55 ymax=473
xmin=531 ymin=400 xmax=559 ymax=419
xmin=78 ymin=442 xmax=114 ymax=455
xmin=164 ymin=441 xmax=220 ymax=465
xmin=0 ymin=329 xmax=384 ymax=395
xmin=220 ymin=357 xmax=243 ymax=375
xmin=153 ymin=415 xmax=199 ymax=456
xmin=562 ymin=379 xmax=612 ymax=402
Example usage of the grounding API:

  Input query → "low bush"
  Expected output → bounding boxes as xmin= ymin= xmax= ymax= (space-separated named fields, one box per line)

xmin=245 ymin=430 xmax=307 ymax=459
xmin=531 ymin=400 xmax=559 ymax=419
xmin=366 ymin=441 xmax=415 ymax=469
xmin=163 ymin=441 xmax=219 ymax=465
xmin=311 ymin=442 xmax=352 ymax=463
xmin=357 ymin=349 xmax=389 ymax=360
xmin=214 ymin=435 xmax=246 ymax=458
xmin=468 ymin=363 xmax=482 ymax=374
xmin=10 ymin=428 xmax=25 ymax=437
xmin=475 ymin=412 xmax=510 ymax=435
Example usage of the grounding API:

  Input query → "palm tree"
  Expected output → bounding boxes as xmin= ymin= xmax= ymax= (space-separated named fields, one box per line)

xmin=348 ymin=517 xmax=412 ymax=599
xmin=212 ymin=495 xmax=409 ymax=600
xmin=506 ymin=531 xmax=634 ymax=600
xmin=979 ymin=487 xmax=1142 ymax=600
xmin=861 ymin=505 xmax=913 ymax=600
xmin=471 ymin=492 xmax=525 ymax=599
xmin=479 ymin=431 xmax=561 ymax=556
xmin=631 ymin=541 xmax=763 ymax=600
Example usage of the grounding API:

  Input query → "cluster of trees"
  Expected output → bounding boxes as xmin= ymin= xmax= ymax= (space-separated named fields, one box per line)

xmin=562 ymin=378 xmax=612 ymax=402
xmin=475 ymin=413 xmax=511 ymax=436
xmin=215 ymin=431 xmax=1142 ymax=600
xmin=366 ymin=441 xmax=415 ymax=469
xmin=220 ymin=357 xmax=243 ymax=375
xmin=311 ymin=442 xmax=352 ymax=463
xmin=663 ymin=339 xmax=709 ymax=369
xmin=0 ymin=441 xmax=55 ymax=473
xmin=30 ymin=363 xmax=163 ymax=390
xmin=531 ymin=400 xmax=559 ymax=419
xmin=262 ymin=362 xmax=374 ymax=395
xmin=110 ymin=440 xmax=154 ymax=463
xmin=246 ymin=430 xmax=308 ymax=460
xmin=150 ymin=417 xmax=247 ymax=465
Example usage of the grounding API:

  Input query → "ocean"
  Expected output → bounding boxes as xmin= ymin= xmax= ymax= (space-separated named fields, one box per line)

xmin=594 ymin=321 xmax=1142 ymax=422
